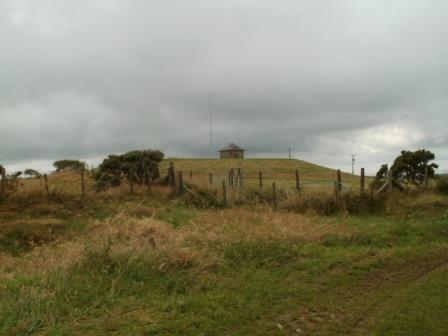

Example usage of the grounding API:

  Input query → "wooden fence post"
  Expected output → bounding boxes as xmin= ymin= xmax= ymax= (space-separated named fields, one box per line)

xmin=0 ymin=170 xmax=6 ymax=201
xmin=167 ymin=162 xmax=176 ymax=188
xmin=222 ymin=181 xmax=227 ymax=207
xmin=259 ymin=171 xmax=263 ymax=190
xmin=190 ymin=171 xmax=193 ymax=180
xmin=39 ymin=176 xmax=43 ymax=198
xmin=295 ymin=169 xmax=300 ymax=191
xmin=272 ymin=182 xmax=278 ymax=210
xmin=81 ymin=168 xmax=86 ymax=198
xmin=43 ymin=174 xmax=50 ymax=197
xmin=176 ymin=171 xmax=184 ymax=195
xmin=209 ymin=173 xmax=213 ymax=187
xmin=387 ymin=169 xmax=393 ymax=193
xmin=336 ymin=169 xmax=342 ymax=196
xmin=360 ymin=168 xmax=365 ymax=195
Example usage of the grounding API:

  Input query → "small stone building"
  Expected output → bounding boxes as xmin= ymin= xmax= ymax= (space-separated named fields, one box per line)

xmin=219 ymin=143 xmax=245 ymax=159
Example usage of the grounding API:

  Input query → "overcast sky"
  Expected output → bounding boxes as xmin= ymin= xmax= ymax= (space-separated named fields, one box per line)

xmin=1 ymin=0 xmax=447 ymax=174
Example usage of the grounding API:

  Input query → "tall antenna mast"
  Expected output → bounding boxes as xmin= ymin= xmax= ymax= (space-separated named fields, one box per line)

xmin=351 ymin=154 xmax=356 ymax=175
xmin=208 ymin=95 xmax=214 ymax=156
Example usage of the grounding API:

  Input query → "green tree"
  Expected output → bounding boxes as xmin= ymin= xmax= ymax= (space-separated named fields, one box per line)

xmin=373 ymin=149 xmax=438 ymax=190
xmin=95 ymin=149 xmax=164 ymax=190
xmin=391 ymin=149 xmax=438 ymax=186
xmin=23 ymin=169 xmax=41 ymax=178
xmin=375 ymin=164 xmax=389 ymax=180
xmin=53 ymin=160 xmax=86 ymax=172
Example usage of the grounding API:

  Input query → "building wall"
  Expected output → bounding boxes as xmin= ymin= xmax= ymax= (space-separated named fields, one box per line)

xmin=220 ymin=150 xmax=244 ymax=159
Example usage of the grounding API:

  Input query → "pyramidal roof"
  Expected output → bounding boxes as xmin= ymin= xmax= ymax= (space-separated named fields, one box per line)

xmin=219 ymin=142 xmax=245 ymax=151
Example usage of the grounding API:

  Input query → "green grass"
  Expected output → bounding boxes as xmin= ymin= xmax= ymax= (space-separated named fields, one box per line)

xmin=154 ymin=203 xmax=196 ymax=228
xmin=373 ymin=265 xmax=448 ymax=335
xmin=1 ymin=163 xmax=448 ymax=335
xmin=1 ymin=205 xmax=448 ymax=335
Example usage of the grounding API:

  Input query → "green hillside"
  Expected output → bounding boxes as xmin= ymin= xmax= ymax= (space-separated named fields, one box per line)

xmin=161 ymin=158 xmax=363 ymax=192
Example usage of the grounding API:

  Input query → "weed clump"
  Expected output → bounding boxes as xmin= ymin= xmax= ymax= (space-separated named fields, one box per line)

xmin=179 ymin=183 xmax=220 ymax=208
xmin=284 ymin=193 xmax=387 ymax=216
xmin=435 ymin=177 xmax=448 ymax=195
xmin=223 ymin=240 xmax=299 ymax=267
xmin=242 ymin=188 xmax=287 ymax=205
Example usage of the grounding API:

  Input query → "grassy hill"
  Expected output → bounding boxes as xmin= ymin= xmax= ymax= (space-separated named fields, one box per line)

xmin=1 ymin=161 xmax=447 ymax=335
xmin=161 ymin=158 xmax=362 ymax=192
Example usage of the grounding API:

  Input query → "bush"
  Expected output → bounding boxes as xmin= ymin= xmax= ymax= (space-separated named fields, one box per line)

xmin=53 ymin=160 xmax=86 ymax=172
xmin=435 ymin=177 xmax=448 ymax=195
xmin=95 ymin=149 xmax=164 ymax=191
xmin=23 ymin=169 xmax=41 ymax=178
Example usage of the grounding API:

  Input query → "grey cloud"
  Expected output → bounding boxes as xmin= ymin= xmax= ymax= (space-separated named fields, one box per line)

xmin=1 ymin=0 xmax=448 ymax=174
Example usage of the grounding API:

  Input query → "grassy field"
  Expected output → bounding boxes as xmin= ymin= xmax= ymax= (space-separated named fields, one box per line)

xmin=161 ymin=158 xmax=362 ymax=192
xmin=1 ymin=159 xmax=447 ymax=335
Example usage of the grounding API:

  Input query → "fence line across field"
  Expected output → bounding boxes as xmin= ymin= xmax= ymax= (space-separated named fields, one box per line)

xmin=2 ymin=162 xmax=382 ymax=209
xmin=176 ymin=167 xmax=363 ymax=192
xmin=170 ymin=164 xmax=371 ymax=209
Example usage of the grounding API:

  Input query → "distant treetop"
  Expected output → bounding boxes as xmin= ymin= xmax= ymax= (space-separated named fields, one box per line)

xmin=53 ymin=159 xmax=86 ymax=172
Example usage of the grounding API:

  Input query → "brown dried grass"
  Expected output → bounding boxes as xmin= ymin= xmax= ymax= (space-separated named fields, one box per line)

xmin=180 ymin=207 xmax=353 ymax=244
xmin=0 ymin=213 xmax=180 ymax=280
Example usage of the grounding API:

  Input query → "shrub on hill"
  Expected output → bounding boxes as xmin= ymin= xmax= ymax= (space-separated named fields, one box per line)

xmin=53 ymin=160 xmax=86 ymax=172
xmin=94 ymin=149 xmax=164 ymax=191
xmin=373 ymin=149 xmax=438 ymax=191
xmin=23 ymin=169 xmax=41 ymax=178
xmin=391 ymin=149 xmax=438 ymax=186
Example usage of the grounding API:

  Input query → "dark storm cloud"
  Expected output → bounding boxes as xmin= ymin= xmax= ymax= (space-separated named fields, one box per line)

xmin=1 ymin=0 xmax=448 ymax=173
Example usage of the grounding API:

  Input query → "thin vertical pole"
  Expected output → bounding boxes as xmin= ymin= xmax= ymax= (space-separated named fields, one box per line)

xmin=337 ymin=169 xmax=342 ymax=196
xmin=81 ymin=168 xmax=86 ymax=198
xmin=43 ymin=174 xmax=50 ymax=197
xmin=209 ymin=95 xmax=214 ymax=156
xmin=259 ymin=171 xmax=263 ymax=190
xmin=387 ymin=169 xmax=393 ymax=193
xmin=360 ymin=168 xmax=365 ymax=195
xmin=190 ymin=170 xmax=193 ymax=180
xmin=295 ymin=169 xmax=300 ymax=191
xmin=209 ymin=172 xmax=213 ymax=187
xmin=272 ymin=182 xmax=278 ymax=210
xmin=168 ymin=162 xmax=176 ymax=188
xmin=351 ymin=155 xmax=355 ymax=175
xmin=0 ymin=170 xmax=6 ymax=201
